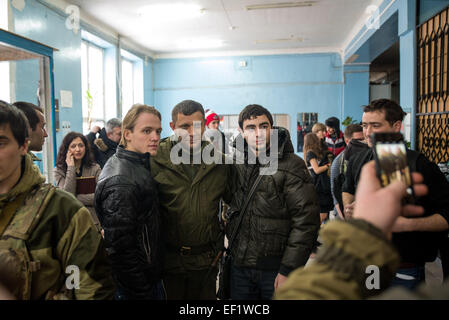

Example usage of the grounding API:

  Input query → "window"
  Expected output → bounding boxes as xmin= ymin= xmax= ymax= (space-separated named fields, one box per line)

xmin=0 ymin=0 xmax=10 ymax=102
xmin=121 ymin=58 xmax=134 ymax=116
xmin=81 ymin=41 xmax=105 ymax=134
xmin=0 ymin=0 xmax=7 ymax=30
xmin=273 ymin=114 xmax=290 ymax=131
xmin=0 ymin=61 xmax=9 ymax=102
xmin=120 ymin=49 xmax=144 ymax=117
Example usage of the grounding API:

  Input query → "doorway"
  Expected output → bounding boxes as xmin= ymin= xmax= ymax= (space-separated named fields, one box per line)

xmin=0 ymin=29 xmax=56 ymax=183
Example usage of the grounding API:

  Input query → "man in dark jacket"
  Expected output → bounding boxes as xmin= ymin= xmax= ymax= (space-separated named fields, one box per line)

xmin=342 ymin=99 xmax=449 ymax=290
xmin=226 ymin=104 xmax=320 ymax=300
xmin=275 ymin=161 xmax=449 ymax=300
xmin=330 ymin=124 xmax=366 ymax=219
xmin=95 ymin=105 xmax=163 ymax=300
xmin=86 ymin=118 xmax=121 ymax=168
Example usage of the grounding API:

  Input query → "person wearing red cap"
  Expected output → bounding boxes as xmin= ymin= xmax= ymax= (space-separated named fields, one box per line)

xmin=205 ymin=109 xmax=220 ymax=130
xmin=204 ymin=109 xmax=226 ymax=153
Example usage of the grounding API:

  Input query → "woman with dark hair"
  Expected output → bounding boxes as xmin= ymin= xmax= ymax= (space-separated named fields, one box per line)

xmin=304 ymin=132 xmax=334 ymax=224
xmin=54 ymin=131 xmax=101 ymax=229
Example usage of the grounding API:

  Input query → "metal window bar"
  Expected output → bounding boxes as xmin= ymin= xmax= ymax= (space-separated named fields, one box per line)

xmin=417 ymin=6 xmax=449 ymax=163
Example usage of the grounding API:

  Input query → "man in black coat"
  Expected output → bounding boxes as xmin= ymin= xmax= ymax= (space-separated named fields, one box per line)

xmin=226 ymin=104 xmax=320 ymax=300
xmin=342 ymin=99 xmax=449 ymax=290
xmin=95 ymin=105 xmax=163 ymax=300
xmin=86 ymin=118 xmax=122 ymax=168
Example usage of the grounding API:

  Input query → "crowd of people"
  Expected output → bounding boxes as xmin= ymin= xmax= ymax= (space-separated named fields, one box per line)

xmin=0 ymin=97 xmax=448 ymax=300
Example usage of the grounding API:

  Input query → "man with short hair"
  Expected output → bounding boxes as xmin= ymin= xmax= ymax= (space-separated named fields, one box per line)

xmin=330 ymin=124 xmax=366 ymax=219
xmin=95 ymin=104 xmax=164 ymax=300
xmin=0 ymin=101 xmax=114 ymax=300
xmin=325 ymin=117 xmax=346 ymax=156
xmin=12 ymin=101 xmax=48 ymax=161
xmin=150 ymin=100 xmax=232 ymax=300
xmin=87 ymin=118 xmax=122 ymax=168
xmin=226 ymin=104 xmax=320 ymax=300
xmin=342 ymin=98 xmax=449 ymax=289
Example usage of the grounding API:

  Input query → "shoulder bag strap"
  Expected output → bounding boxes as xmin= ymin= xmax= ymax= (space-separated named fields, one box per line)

xmin=227 ymin=165 xmax=266 ymax=250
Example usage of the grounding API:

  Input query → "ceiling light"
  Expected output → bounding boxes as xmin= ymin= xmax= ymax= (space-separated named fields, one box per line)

xmin=254 ymin=37 xmax=304 ymax=44
xmin=178 ymin=38 xmax=224 ymax=49
xmin=140 ymin=3 xmax=204 ymax=22
xmin=245 ymin=1 xmax=316 ymax=10
xmin=15 ymin=20 xmax=44 ymax=33
xmin=365 ymin=5 xmax=379 ymax=15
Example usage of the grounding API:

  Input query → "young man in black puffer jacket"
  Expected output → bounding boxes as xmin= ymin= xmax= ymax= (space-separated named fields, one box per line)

xmin=226 ymin=104 xmax=320 ymax=300
xmin=95 ymin=104 xmax=164 ymax=300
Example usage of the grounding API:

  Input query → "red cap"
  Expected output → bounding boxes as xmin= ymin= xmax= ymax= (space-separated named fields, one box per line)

xmin=205 ymin=109 xmax=219 ymax=126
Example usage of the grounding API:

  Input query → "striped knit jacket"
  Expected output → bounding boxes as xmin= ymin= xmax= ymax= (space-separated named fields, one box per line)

xmin=325 ymin=131 xmax=345 ymax=157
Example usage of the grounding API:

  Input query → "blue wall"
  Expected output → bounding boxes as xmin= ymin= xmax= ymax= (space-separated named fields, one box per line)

xmin=14 ymin=58 xmax=40 ymax=104
xmin=14 ymin=0 xmax=446 ymax=156
xmin=343 ymin=64 xmax=370 ymax=123
xmin=154 ymin=53 xmax=344 ymax=153
xmin=12 ymin=0 xmax=83 ymax=148
xmin=419 ymin=0 xmax=449 ymax=24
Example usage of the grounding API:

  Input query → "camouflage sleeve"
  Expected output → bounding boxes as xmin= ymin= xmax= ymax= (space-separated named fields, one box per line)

xmin=55 ymin=205 xmax=115 ymax=300
xmin=274 ymin=219 xmax=400 ymax=300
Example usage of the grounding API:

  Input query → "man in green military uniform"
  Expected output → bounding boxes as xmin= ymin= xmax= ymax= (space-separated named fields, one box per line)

xmin=0 ymin=101 xmax=115 ymax=300
xmin=151 ymin=100 xmax=232 ymax=299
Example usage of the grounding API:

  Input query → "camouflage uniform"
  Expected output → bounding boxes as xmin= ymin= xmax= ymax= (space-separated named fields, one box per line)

xmin=28 ymin=151 xmax=41 ymax=162
xmin=0 ymin=154 xmax=115 ymax=300
xmin=275 ymin=219 xmax=400 ymax=299
xmin=274 ymin=219 xmax=449 ymax=299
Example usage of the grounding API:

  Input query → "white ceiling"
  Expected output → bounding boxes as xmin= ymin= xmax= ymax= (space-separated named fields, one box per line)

xmin=68 ymin=0 xmax=383 ymax=57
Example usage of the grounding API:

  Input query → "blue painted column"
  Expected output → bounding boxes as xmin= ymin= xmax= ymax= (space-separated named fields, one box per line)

xmin=343 ymin=64 xmax=370 ymax=123
xmin=399 ymin=0 xmax=417 ymax=148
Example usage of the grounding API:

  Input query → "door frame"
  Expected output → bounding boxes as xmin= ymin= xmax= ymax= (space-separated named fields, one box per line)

xmin=0 ymin=28 xmax=58 ymax=173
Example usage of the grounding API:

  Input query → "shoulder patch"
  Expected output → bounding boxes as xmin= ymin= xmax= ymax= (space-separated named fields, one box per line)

xmin=94 ymin=138 xmax=108 ymax=152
